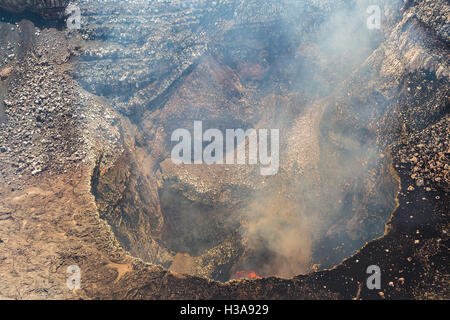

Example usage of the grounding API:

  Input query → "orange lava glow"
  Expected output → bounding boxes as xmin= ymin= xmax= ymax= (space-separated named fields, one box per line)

xmin=232 ymin=271 xmax=262 ymax=280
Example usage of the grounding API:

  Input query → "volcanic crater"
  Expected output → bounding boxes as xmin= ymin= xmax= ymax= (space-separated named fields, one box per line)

xmin=88 ymin=3 xmax=401 ymax=282
xmin=0 ymin=0 xmax=448 ymax=300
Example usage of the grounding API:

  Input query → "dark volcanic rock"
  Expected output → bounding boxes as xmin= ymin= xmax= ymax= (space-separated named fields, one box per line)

xmin=0 ymin=0 xmax=69 ymax=19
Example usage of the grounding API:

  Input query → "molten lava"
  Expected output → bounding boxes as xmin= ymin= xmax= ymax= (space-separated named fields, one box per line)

xmin=232 ymin=271 xmax=262 ymax=280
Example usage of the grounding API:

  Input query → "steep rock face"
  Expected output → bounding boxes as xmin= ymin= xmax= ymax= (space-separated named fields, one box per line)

xmin=74 ymin=0 xmax=210 ymax=118
xmin=91 ymin=149 xmax=170 ymax=266
xmin=313 ymin=0 xmax=449 ymax=267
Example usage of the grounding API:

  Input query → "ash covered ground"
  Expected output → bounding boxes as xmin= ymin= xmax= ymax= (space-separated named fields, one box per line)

xmin=0 ymin=0 xmax=448 ymax=299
